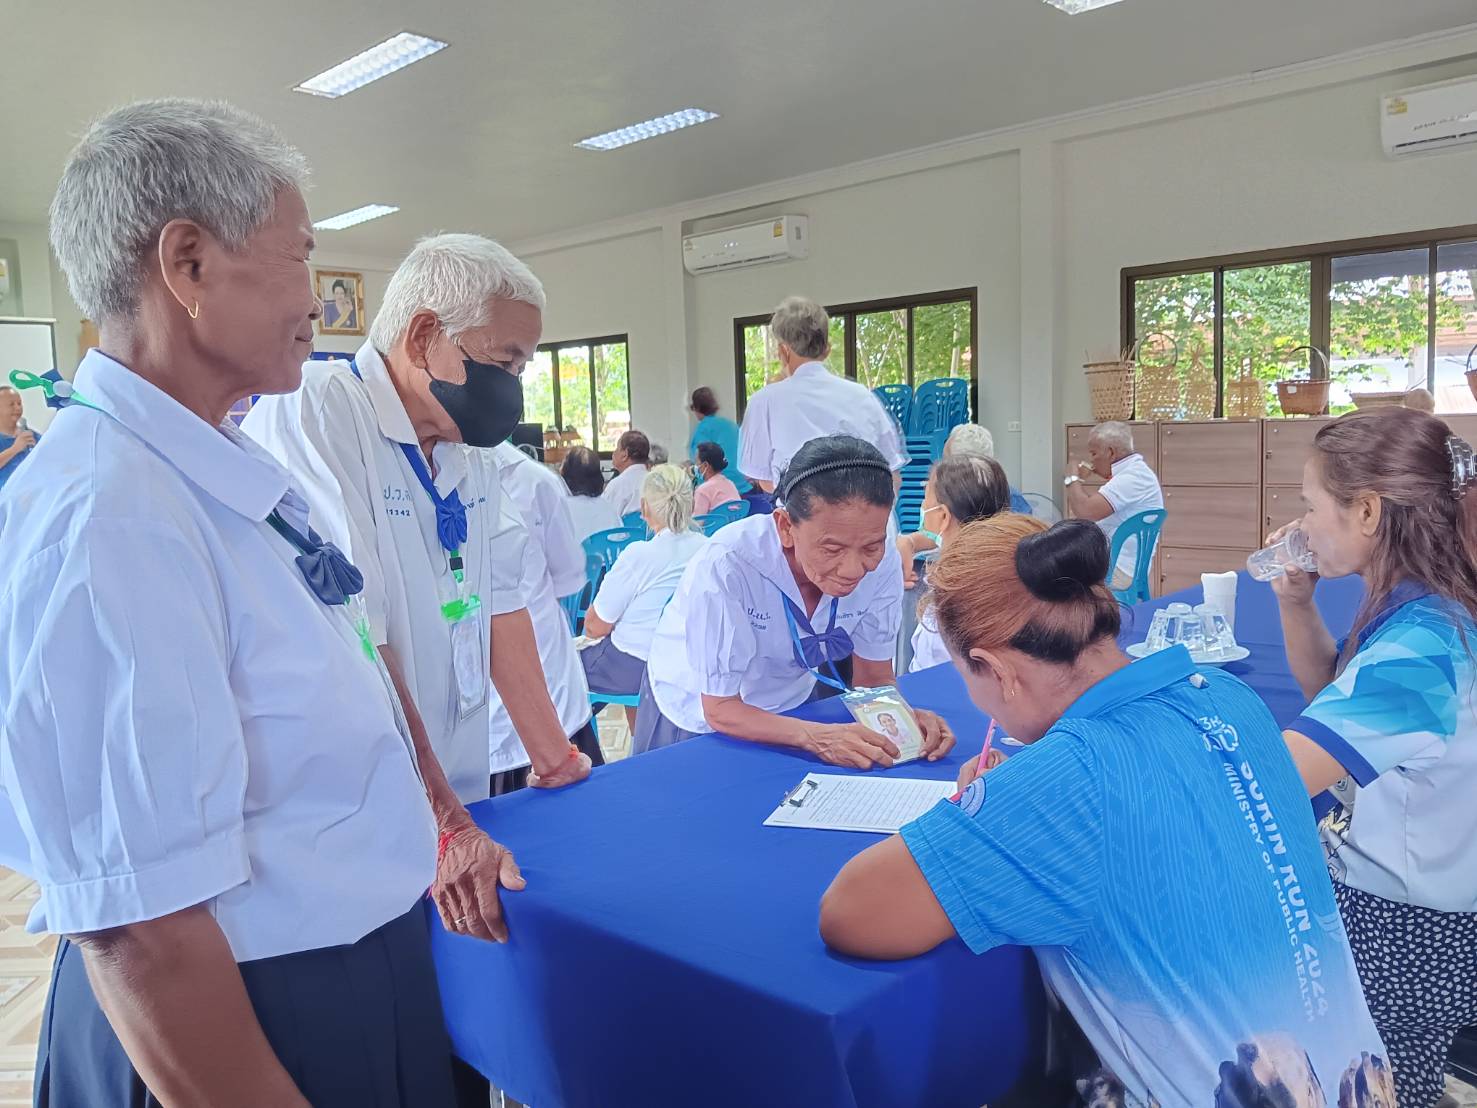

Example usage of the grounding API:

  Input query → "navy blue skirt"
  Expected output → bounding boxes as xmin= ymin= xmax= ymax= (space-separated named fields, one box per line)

xmin=34 ymin=903 xmax=456 ymax=1107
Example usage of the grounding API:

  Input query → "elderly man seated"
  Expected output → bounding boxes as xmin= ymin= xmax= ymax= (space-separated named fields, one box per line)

xmin=1061 ymin=420 xmax=1163 ymax=589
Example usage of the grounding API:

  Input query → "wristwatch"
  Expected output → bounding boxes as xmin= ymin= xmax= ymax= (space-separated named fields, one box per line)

xmin=1063 ymin=475 xmax=1083 ymax=487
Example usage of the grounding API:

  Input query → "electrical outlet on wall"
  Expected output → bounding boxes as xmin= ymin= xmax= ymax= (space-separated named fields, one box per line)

xmin=1008 ymin=420 xmax=1022 ymax=432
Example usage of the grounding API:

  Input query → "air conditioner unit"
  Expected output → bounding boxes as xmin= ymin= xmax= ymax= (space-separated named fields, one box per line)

xmin=1381 ymin=76 xmax=1477 ymax=157
xmin=682 ymin=215 xmax=808 ymax=275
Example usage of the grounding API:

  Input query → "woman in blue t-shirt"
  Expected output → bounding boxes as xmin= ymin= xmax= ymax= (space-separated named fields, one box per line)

xmin=1272 ymin=407 xmax=1477 ymax=1108
xmin=821 ymin=516 xmax=1389 ymax=1107
xmin=686 ymin=386 xmax=752 ymax=497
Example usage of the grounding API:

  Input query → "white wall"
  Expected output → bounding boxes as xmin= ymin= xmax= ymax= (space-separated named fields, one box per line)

xmin=521 ymin=228 xmax=678 ymax=449
xmin=512 ymin=32 xmax=1477 ymax=492
xmin=683 ymin=155 xmax=1023 ymax=479
xmin=1056 ymin=58 xmax=1477 ymax=427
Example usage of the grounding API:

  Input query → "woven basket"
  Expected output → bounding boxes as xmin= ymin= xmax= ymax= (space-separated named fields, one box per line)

xmin=1134 ymin=332 xmax=1181 ymax=421
xmin=1084 ymin=348 xmax=1135 ymax=422
xmin=1225 ymin=363 xmax=1268 ymax=419
xmin=1350 ymin=390 xmax=1407 ymax=410
xmin=1275 ymin=346 xmax=1332 ymax=417
xmin=1182 ymin=339 xmax=1216 ymax=420
xmin=542 ymin=428 xmax=582 ymax=465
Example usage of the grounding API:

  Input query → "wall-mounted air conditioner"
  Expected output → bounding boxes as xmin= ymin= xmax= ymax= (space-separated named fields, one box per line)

xmin=682 ymin=215 xmax=809 ymax=275
xmin=1381 ymin=76 xmax=1477 ymax=157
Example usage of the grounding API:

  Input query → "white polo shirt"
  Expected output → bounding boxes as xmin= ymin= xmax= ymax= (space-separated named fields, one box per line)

xmin=244 ymin=342 xmax=527 ymax=803
xmin=739 ymin=362 xmax=908 ymax=486
xmin=908 ymin=615 xmax=951 ymax=673
xmin=647 ymin=513 xmax=903 ymax=734
xmin=0 ymin=350 xmax=434 ymax=960
xmin=488 ymin=444 xmax=592 ymax=774
xmin=602 ymin=462 xmax=648 ymax=517
xmin=591 ymin=527 xmax=708 ymax=661
xmin=1097 ymin=452 xmax=1164 ymax=580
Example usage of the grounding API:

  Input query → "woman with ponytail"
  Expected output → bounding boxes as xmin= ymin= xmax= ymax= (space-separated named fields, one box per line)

xmin=822 ymin=516 xmax=1385 ymax=1105
xmin=1273 ymin=407 xmax=1477 ymax=1108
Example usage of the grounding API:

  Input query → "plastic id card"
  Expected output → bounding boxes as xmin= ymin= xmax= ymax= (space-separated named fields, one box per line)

xmin=841 ymin=685 xmax=926 ymax=764
xmin=445 ymin=591 xmax=487 ymax=721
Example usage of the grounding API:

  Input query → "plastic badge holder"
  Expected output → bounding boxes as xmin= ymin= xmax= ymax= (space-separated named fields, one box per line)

xmin=840 ymin=685 xmax=926 ymax=764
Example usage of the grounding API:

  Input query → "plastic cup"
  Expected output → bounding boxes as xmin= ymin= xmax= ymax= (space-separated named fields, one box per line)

xmin=1247 ymin=528 xmax=1319 ymax=582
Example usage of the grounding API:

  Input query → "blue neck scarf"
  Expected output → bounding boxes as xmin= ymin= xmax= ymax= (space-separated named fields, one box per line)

xmin=780 ymin=593 xmax=852 ymax=692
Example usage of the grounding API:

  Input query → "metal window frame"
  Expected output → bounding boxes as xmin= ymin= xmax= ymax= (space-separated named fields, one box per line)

xmin=537 ymin=333 xmax=630 ymax=457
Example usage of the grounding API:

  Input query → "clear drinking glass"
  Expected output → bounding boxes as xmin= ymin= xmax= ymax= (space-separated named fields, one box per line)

xmin=1174 ymin=613 xmax=1207 ymax=655
xmin=1145 ymin=609 xmax=1173 ymax=653
xmin=1247 ymin=528 xmax=1319 ymax=581
xmin=1194 ymin=603 xmax=1237 ymax=657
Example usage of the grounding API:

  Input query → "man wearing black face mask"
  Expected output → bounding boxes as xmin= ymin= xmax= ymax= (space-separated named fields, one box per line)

xmin=245 ymin=234 xmax=592 ymax=967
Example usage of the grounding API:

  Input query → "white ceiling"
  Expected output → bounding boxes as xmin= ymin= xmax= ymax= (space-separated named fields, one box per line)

xmin=4 ymin=0 xmax=1476 ymax=258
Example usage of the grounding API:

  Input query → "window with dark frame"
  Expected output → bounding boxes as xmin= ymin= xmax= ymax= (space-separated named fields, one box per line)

xmin=732 ymin=289 xmax=977 ymax=419
xmin=1124 ymin=225 xmax=1477 ymax=418
xmin=521 ymin=334 xmax=631 ymax=456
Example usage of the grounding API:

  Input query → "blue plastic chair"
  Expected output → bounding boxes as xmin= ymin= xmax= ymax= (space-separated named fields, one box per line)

xmin=872 ymin=384 xmax=913 ymax=434
xmin=902 ymin=436 xmax=935 ymax=465
xmin=695 ymin=499 xmax=750 ymax=536
xmin=621 ymin=510 xmax=648 ymax=537
xmin=894 ymin=460 xmax=932 ymax=531
xmin=1108 ymin=509 xmax=1167 ymax=606
xmin=560 ymin=550 xmax=606 ymax=634
xmin=908 ymin=378 xmax=970 ymax=436
xmin=1018 ymin=491 xmax=1060 ymax=521
xmin=583 ymin=528 xmax=643 ymax=587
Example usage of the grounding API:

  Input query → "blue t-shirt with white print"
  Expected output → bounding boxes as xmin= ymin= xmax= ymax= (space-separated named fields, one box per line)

xmin=902 ymin=646 xmax=1388 ymax=1107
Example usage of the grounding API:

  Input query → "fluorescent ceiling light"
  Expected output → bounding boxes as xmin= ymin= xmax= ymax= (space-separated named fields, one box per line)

xmin=576 ymin=109 xmax=719 ymax=151
xmin=1042 ymin=0 xmax=1125 ymax=11
xmin=313 ymin=204 xmax=399 ymax=231
xmin=294 ymin=32 xmax=448 ymax=98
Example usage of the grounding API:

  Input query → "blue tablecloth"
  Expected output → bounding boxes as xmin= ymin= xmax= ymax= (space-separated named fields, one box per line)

xmin=434 ymin=572 xmax=1364 ymax=1107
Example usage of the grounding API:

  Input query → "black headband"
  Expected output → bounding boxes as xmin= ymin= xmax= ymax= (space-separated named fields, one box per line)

xmin=780 ymin=457 xmax=893 ymax=502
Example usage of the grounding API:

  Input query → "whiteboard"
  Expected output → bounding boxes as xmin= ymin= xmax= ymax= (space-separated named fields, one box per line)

xmin=0 ymin=318 xmax=58 ymax=431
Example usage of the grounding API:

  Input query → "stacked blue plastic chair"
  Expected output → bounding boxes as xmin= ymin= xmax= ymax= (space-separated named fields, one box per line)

xmin=895 ymin=460 xmax=932 ymax=532
xmin=872 ymin=383 xmax=913 ymax=435
xmin=908 ymin=377 xmax=970 ymax=437
xmin=1107 ymin=509 xmax=1167 ymax=606
xmin=695 ymin=499 xmax=749 ymax=536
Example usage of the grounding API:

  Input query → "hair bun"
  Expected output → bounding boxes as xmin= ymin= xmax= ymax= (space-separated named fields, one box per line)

xmin=1015 ymin=519 xmax=1110 ymax=601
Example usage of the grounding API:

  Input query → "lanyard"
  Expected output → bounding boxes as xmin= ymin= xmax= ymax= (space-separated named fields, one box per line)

xmin=780 ymin=593 xmax=849 ymax=693
xmin=346 ymin=359 xmax=477 ymax=623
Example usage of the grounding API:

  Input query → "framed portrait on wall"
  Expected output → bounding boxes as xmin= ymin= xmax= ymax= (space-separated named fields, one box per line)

xmin=316 ymin=269 xmax=366 ymax=336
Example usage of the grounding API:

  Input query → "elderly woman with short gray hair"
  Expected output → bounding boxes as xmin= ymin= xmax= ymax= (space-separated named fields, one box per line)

xmin=0 ymin=99 xmax=455 ymax=1105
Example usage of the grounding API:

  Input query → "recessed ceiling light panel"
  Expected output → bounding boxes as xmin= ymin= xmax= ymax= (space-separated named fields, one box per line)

xmin=313 ymin=204 xmax=400 ymax=231
xmin=576 ymin=109 xmax=720 ymax=151
xmin=295 ymin=32 xmax=448 ymax=98
xmin=1042 ymin=0 xmax=1126 ymax=12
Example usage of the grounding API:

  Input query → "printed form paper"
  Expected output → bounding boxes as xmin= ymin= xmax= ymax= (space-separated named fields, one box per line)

xmin=763 ymin=774 xmax=956 ymax=834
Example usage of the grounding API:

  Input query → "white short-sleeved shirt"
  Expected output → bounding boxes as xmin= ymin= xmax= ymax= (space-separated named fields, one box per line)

xmin=591 ymin=528 xmax=708 ymax=661
xmin=908 ymin=614 xmax=951 ymax=673
xmin=1292 ymin=584 xmax=1477 ymax=912
xmin=244 ymin=342 xmax=528 ymax=803
xmin=0 ymin=351 xmax=434 ymax=959
xmin=602 ymin=463 xmax=648 ymax=517
xmin=488 ymin=444 xmax=591 ymax=773
xmin=739 ymin=362 xmax=908 ymax=486
xmin=1096 ymin=453 xmax=1164 ymax=579
xmin=647 ymin=513 xmax=903 ymax=733
xmin=566 ymin=492 xmax=623 ymax=544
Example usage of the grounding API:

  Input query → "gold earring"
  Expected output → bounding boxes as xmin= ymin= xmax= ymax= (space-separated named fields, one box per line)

xmin=187 ymin=300 xmax=200 ymax=320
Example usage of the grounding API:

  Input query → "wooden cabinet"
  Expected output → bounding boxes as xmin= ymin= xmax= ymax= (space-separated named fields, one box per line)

xmin=1160 ymin=546 xmax=1254 ymax=595
xmin=1262 ymin=418 xmax=1331 ymax=487
xmin=1161 ymin=486 xmax=1261 ymax=549
xmin=1262 ymin=487 xmax=1303 ymax=535
xmin=1159 ymin=421 xmax=1260 ymax=486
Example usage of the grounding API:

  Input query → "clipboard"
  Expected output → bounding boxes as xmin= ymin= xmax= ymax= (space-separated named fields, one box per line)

xmin=763 ymin=773 xmax=955 ymax=834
